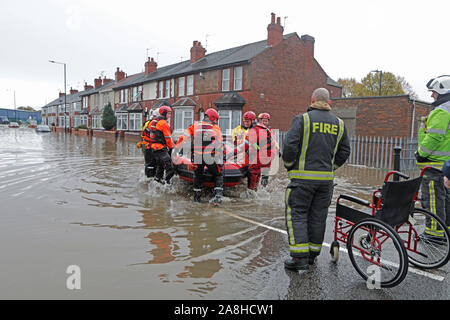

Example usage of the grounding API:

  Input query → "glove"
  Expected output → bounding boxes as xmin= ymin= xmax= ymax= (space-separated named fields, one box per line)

xmin=261 ymin=175 xmax=269 ymax=187
xmin=415 ymin=151 xmax=428 ymax=163
xmin=284 ymin=161 xmax=294 ymax=170
xmin=136 ymin=142 xmax=142 ymax=149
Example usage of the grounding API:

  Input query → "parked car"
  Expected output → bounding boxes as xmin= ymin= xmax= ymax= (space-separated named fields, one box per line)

xmin=35 ymin=125 xmax=51 ymax=132
xmin=0 ymin=116 xmax=9 ymax=124
xmin=8 ymin=122 xmax=19 ymax=128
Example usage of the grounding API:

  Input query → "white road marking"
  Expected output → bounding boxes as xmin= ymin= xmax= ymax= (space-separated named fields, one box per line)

xmin=216 ymin=208 xmax=446 ymax=282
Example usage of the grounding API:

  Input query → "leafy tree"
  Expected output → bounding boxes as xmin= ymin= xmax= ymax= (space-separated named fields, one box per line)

xmin=17 ymin=106 xmax=37 ymax=111
xmin=101 ymin=103 xmax=116 ymax=130
xmin=338 ymin=72 xmax=417 ymax=98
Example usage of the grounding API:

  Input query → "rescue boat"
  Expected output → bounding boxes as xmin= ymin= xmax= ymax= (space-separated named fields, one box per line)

xmin=172 ymin=144 xmax=248 ymax=188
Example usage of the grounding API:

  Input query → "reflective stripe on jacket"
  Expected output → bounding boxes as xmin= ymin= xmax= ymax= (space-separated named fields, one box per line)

xmin=150 ymin=118 xmax=173 ymax=151
xmin=282 ymin=104 xmax=350 ymax=182
xmin=417 ymin=101 xmax=450 ymax=169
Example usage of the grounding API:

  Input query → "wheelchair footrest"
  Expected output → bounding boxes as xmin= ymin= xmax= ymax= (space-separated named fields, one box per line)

xmin=336 ymin=203 xmax=371 ymax=224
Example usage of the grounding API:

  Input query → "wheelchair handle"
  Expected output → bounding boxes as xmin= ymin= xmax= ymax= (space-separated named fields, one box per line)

xmin=384 ymin=171 xmax=409 ymax=182
xmin=337 ymin=194 xmax=370 ymax=207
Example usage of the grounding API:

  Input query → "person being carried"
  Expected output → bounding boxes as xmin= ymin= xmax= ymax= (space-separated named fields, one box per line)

xmin=282 ymin=88 xmax=350 ymax=271
xmin=236 ymin=111 xmax=277 ymax=191
xmin=256 ymin=112 xmax=280 ymax=187
xmin=175 ymin=108 xmax=224 ymax=203
xmin=149 ymin=105 xmax=175 ymax=185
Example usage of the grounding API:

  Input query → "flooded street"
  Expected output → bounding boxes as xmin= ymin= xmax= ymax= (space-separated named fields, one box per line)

xmin=1 ymin=127 xmax=448 ymax=300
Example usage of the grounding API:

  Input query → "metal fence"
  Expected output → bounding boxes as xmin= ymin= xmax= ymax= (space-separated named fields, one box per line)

xmin=278 ymin=132 xmax=419 ymax=171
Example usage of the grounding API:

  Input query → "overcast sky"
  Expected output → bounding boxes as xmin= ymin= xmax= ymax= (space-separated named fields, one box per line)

xmin=0 ymin=0 xmax=448 ymax=109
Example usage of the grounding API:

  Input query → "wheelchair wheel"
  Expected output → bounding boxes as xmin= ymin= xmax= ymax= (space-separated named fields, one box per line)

xmin=347 ymin=218 xmax=408 ymax=288
xmin=396 ymin=208 xmax=450 ymax=269
xmin=330 ymin=240 xmax=339 ymax=263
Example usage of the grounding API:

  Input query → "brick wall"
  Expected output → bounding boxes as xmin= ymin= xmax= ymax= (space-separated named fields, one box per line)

xmin=248 ymin=34 xmax=342 ymax=131
xmin=331 ymin=96 xmax=433 ymax=137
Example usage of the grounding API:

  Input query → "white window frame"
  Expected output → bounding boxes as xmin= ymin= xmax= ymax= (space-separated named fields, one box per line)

xmin=218 ymin=110 xmax=242 ymax=135
xmin=73 ymin=115 xmax=80 ymax=128
xmin=234 ymin=66 xmax=243 ymax=91
xmin=80 ymin=115 xmax=88 ymax=126
xmin=128 ymin=113 xmax=142 ymax=131
xmin=173 ymin=107 xmax=194 ymax=133
xmin=178 ymin=77 xmax=185 ymax=97
xmin=165 ymin=80 xmax=170 ymax=98
xmin=116 ymin=113 xmax=128 ymax=131
xmin=187 ymin=75 xmax=194 ymax=96
xmin=222 ymin=69 xmax=230 ymax=92
xmin=158 ymin=81 xmax=164 ymax=98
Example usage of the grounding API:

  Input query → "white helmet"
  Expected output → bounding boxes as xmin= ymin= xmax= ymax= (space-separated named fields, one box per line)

xmin=426 ymin=75 xmax=450 ymax=95
xmin=152 ymin=108 xmax=160 ymax=117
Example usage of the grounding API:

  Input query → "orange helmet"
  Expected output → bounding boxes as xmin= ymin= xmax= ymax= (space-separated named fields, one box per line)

xmin=205 ymin=108 xmax=219 ymax=123
xmin=258 ymin=113 xmax=270 ymax=120
xmin=243 ymin=111 xmax=256 ymax=121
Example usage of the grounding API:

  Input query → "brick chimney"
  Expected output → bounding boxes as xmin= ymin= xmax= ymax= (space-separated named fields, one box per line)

xmin=103 ymin=77 xmax=113 ymax=85
xmin=94 ymin=77 xmax=102 ymax=88
xmin=301 ymin=34 xmax=315 ymax=74
xmin=59 ymin=92 xmax=65 ymax=97
xmin=84 ymin=82 xmax=93 ymax=91
xmin=267 ymin=13 xmax=284 ymax=47
xmin=115 ymin=67 xmax=125 ymax=82
xmin=190 ymin=41 xmax=206 ymax=64
xmin=145 ymin=57 xmax=157 ymax=75
xmin=70 ymin=87 xmax=78 ymax=94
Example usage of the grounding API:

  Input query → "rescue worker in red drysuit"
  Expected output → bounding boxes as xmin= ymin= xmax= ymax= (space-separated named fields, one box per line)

xmin=138 ymin=108 xmax=160 ymax=178
xmin=175 ymin=109 xmax=224 ymax=203
xmin=256 ymin=112 xmax=280 ymax=187
xmin=236 ymin=111 xmax=277 ymax=191
xmin=149 ymin=105 xmax=175 ymax=184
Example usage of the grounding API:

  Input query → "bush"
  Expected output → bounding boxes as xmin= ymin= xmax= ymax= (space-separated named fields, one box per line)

xmin=76 ymin=124 xmax=88 ymax=130
xmin=102 ymin=103 xmax=116 ymax=130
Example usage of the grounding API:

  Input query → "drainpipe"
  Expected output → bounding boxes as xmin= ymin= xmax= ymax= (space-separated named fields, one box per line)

xmin=410 ymin=98 xmax=416 ymax=140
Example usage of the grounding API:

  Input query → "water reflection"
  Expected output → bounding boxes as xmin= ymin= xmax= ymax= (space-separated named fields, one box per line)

xmin=0 ymin=128 xmax=420 ymax=299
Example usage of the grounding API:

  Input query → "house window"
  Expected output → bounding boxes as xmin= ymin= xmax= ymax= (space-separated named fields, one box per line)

xmin=132 ymin=87 xmax=138 ymax=102
xmin=80 ymin=115 xmax=88 ymax=126
xmin=165 ymin=80 xmax=170 ymax=98
xmin=158 ymin=81 xmax=164 ymax=98
xmin=129 ymin=113 xmax=142 ymax=131
xmin=234 ymin=67 xmax=243 ymax=91
xmin=92 ymin=115 xmax=102 ymax=129
xmin=116 ymin=113 xmax=128 ymax=130
xmin=218 ymin=110 xmax=241 ymax=135
xmin=187 ymin=75 xmax=194 ymax=96
xmin=74 ymin=116 xmax=80 ymax=128
xmin=178 ymin=77 xmax=185 ymax=97
xmin=138 ymin=86 xmax=143 ymax=101
xmin=222 ymin=69 xmax=230 ymax=92
xmin=120 ymin=89 xmax=128 ymax=103
xmin=174 ymin=108 xmax=193 ymax=132
xmin=83 ymin=96 xmax=89 ymax=108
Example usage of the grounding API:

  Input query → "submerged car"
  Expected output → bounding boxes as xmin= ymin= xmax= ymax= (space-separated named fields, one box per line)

xmin=8 ymin=122 xmax=19 ymax=128
xmin=35 ymin=125 xmax=51 ymax=132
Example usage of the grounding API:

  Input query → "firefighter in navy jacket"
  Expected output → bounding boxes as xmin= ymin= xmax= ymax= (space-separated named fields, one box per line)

xmin=282 ymin=88 xmax=350 ymax=270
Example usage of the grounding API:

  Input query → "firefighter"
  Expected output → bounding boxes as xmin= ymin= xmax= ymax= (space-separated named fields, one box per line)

xmin=415 ymin=75 xmax=450 ymax=235
xmin=149 ymin=105 xmax=175 ymax=184
xmin=175 ymin=108 xmax=224 ymax=203
xmin=237 ymin=112 xmax=277 ymax=191
xmin=282 ymin=88 xmax=350 ymax=270
xmin=138 ymin=108 xmax=160 ymax=178
xmin=256 ymin=113 xmax=280 ymax=187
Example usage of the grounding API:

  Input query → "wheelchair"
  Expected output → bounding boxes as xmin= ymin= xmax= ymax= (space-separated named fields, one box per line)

xmin=331 ymin=167 xmax=450 ymax=288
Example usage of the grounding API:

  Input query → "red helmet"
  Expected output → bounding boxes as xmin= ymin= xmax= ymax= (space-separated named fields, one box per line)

xmin=258 ymin=113 xmax=270 ymax=120
xmin=205 ymin=108 xmax=219 ymax=123
xmin=159 ymin=105 xmax=172 ymax=118
xmin=243 ymin=111 xmax=256 ymax=121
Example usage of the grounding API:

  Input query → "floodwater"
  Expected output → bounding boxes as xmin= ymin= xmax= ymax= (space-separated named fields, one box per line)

xmin=0 ymin=126 xmax=421 ymax=299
